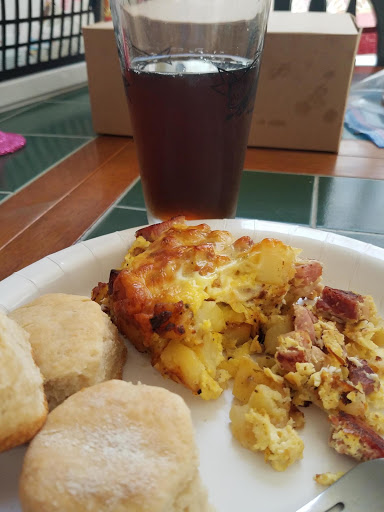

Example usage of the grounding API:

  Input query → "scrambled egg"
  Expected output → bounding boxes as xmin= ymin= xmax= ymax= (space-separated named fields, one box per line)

xmin=92 ymin=218 xmax=384 ymax=473
xmin=314 ymin=472 xmax=344 ymax=486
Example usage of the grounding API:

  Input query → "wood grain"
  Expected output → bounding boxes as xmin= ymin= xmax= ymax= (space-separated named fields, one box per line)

xmin=244 ymin=143 xmax=384 ymax=179
xmin=0 ymin=140 xmax=139 ymax=280
xmin=0 ymin=136 xmax=129 ymax=250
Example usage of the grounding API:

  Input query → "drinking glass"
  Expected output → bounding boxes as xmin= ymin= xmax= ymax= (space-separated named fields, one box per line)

xmin=110 ymin=0 xmax=271 ymax=222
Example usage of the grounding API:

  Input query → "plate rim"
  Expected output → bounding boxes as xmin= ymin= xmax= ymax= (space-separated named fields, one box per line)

xmin=1 ymin=219 xmax=384 ymax=314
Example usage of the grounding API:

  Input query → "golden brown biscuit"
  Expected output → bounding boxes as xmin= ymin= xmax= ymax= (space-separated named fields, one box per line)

xmin=0 ymin=312 xmax=47 ymax=453
xmin=10 ymin=294 xmax=127 ymax=410
xmin=19 ymin=380 xmax=213 ymax=512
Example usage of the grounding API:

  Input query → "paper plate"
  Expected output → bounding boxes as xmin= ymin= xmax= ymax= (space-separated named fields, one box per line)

xmin=1 ymin=219 xmax=384 ymax=512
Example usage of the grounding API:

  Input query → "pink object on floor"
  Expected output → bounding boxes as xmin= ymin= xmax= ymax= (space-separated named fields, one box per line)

xmin=0 ymin=131 xmax=26 ymax=156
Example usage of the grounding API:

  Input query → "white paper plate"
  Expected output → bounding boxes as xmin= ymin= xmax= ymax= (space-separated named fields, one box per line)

xmin=1 ymin=219 xmax=384 ymax=512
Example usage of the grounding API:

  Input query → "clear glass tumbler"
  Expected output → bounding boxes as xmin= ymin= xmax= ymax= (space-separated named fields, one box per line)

xmin=110 ymin=0 xmax=271 ymax=222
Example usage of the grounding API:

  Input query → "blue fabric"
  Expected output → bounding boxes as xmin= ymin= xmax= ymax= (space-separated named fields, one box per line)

xmin=345 ymin=100 xmax=384 ymax=148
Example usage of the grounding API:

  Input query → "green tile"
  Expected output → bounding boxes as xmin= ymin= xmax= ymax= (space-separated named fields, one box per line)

xmin=317 ymin=177 xmax=384 ymax=234
xmin=118 ymin=172 xmax=314 ymax=224
xmin=117 ymin=180 xmax=146 ymax=208
xmin=329 ymin=230 xmax=384 ymax=249
xmin=48 ymin=86 xmax=90 ymax=104
xmin=84 ymin=207 xmax=148 ymax=240
xmin=0 ymin=192 xmax=10 ymax=203
xmin=0 ymin=105 xmax=33 ymax=122
xmin=0 ymin=136 xmax=89 ymax=192
xmin=236 ymin=170 xmax=314 ymax=225
xmin=0 ymin=101 xmax=95 ymax=137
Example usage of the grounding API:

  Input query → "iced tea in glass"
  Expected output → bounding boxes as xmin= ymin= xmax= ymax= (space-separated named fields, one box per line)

xmin=110 ymin=0 xmax=271 ymax=222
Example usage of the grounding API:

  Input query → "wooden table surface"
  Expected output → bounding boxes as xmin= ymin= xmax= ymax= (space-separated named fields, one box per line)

xmin=0 ymin=66 xmax=383 ymax=281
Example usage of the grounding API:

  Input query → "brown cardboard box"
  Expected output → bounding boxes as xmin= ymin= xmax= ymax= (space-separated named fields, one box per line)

xmin=83 ymin=12 xmax=360 ymax=153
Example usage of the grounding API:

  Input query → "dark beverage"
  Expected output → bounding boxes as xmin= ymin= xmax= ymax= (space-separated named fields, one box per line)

xmin=125 ymin=54 xmax=260 ymax=221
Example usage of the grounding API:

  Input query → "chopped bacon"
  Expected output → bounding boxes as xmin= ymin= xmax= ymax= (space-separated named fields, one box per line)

xmin=233 ymin=236 xmax=254 ymax=253
xmin=295 ymin=260 xmax=323 ymax=286
xmin=287 ymin=260 xmax=323 ymax=303
xmin=316 ymin=286 xmax=364 ymax=322
xmin=135 ymin=216 xmax=185 ymax=242
xmin=347 ymin=358 xmax=377 ymax=395
xmin=294 ymin=304 xmax=316 ymax=343
xmin=329 ymin=411 xmax=384 ymax=460
xmin=276 ymin=331 xmax=312 ymax=373
xmin=276 ymin=347 xmax=308 ymax=373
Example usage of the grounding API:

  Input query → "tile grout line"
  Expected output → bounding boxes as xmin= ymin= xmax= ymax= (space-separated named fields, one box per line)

xmin=310 ymin=176 xmax=319 ymax=229
xmin=6 ymin=134 xmax=96 ymax=139
xmin=321 ymin=228 xmax=384 ymax=237
xmin=244 ymin=168 xmax=384 ymax=182
xmin=44 ymin=100 xmax=91 ymax=105
xmin=115 ymin=204 xmax=147 ymax=212
xmin=78 ymin=176 xmax=142 ymax=241
xmin=0 ymin=91 xmax=90 ymax=121
xmin=0 ymin=138 xmax=133 ymax=251
xmin=0 ymin=102 xmax=45 ymax=123
xmin=0 ymin=193 xmax=11 ymax=204
xmin=0 ymin=138 xmax=96 ymax=200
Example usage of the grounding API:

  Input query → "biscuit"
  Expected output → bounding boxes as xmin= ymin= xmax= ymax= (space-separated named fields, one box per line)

xmin=10 ymin=293 xmax=127 ymax=410
xmin=0 ymin=312 xmax=47 ymax=453
xmin=19 ymin=380 xmax=213 ymax=512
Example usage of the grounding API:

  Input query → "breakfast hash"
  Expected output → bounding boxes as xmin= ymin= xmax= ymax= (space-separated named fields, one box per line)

xmin=92 ymin=217 xmax=384 ymax=472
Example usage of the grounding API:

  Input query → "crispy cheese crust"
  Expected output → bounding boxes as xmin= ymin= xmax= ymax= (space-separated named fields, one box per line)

xmin=93 ymin=219 xmax=320 ymax=402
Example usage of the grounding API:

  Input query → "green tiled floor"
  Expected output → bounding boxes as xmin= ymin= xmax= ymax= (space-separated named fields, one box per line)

xmin=84 ymin=207 xmax=148 ymax=240
xmin=48 ymin=87 xmax=91 ymax=104
xmin=0 ymin=100 xmax=95 ymax=137
xmin=237 ymin=171 xmax=314 ymax=224
xmin=0 ymin=106 xmax=32 ymax=122
xmin=117 ymin=180 xmax=146 ymax=209
xmin=0 ymin=86 xmax=95 ymax=199
xmin=84 ymin=171 xmax=314 ymax=240
xmin=317 ymin=177 xmax=384 ymax=234
xmin=330 ymin=230 xmax=384 ymax=248
xmin=83 ymin=173 xmax=384 ymax=250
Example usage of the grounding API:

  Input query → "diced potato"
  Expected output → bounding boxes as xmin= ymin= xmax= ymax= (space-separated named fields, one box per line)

xmin=232 ymin=357 xmax=263 ymax=403
xmin=157 ymin=340 xmax=222 ymax=400
xmin=233 ymin=358 xmax=285 ymax=404
xmin=194 ymin=332 xmax=224 ymax=377
xmin=195 ymin=300 xmax=226 ymax=332
xmin=254 ymin=354 xmax=276 ymax=369
xmin=264 ymin=314 xmax=293 ymax=355
xmin=373 ymin=325 xmax=384 ymax=347
xmin=218 ymin=357 xmax=240 ymax=378
xmin=222 ymin=323 xmax=252 ymax=353
xmin=252 ymin=239 xmax=297 ymax=285
xmin=218 ymin=303 xmax=246 ymax=324
xmin=248 ymin=384 xmax=290 ymax=428
xmin=230 ymin=403 xmax=257 ymax=450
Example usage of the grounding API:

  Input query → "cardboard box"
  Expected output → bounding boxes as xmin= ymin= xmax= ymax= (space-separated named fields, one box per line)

xmin=83 ymin=12 xmax=360 ymax=153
